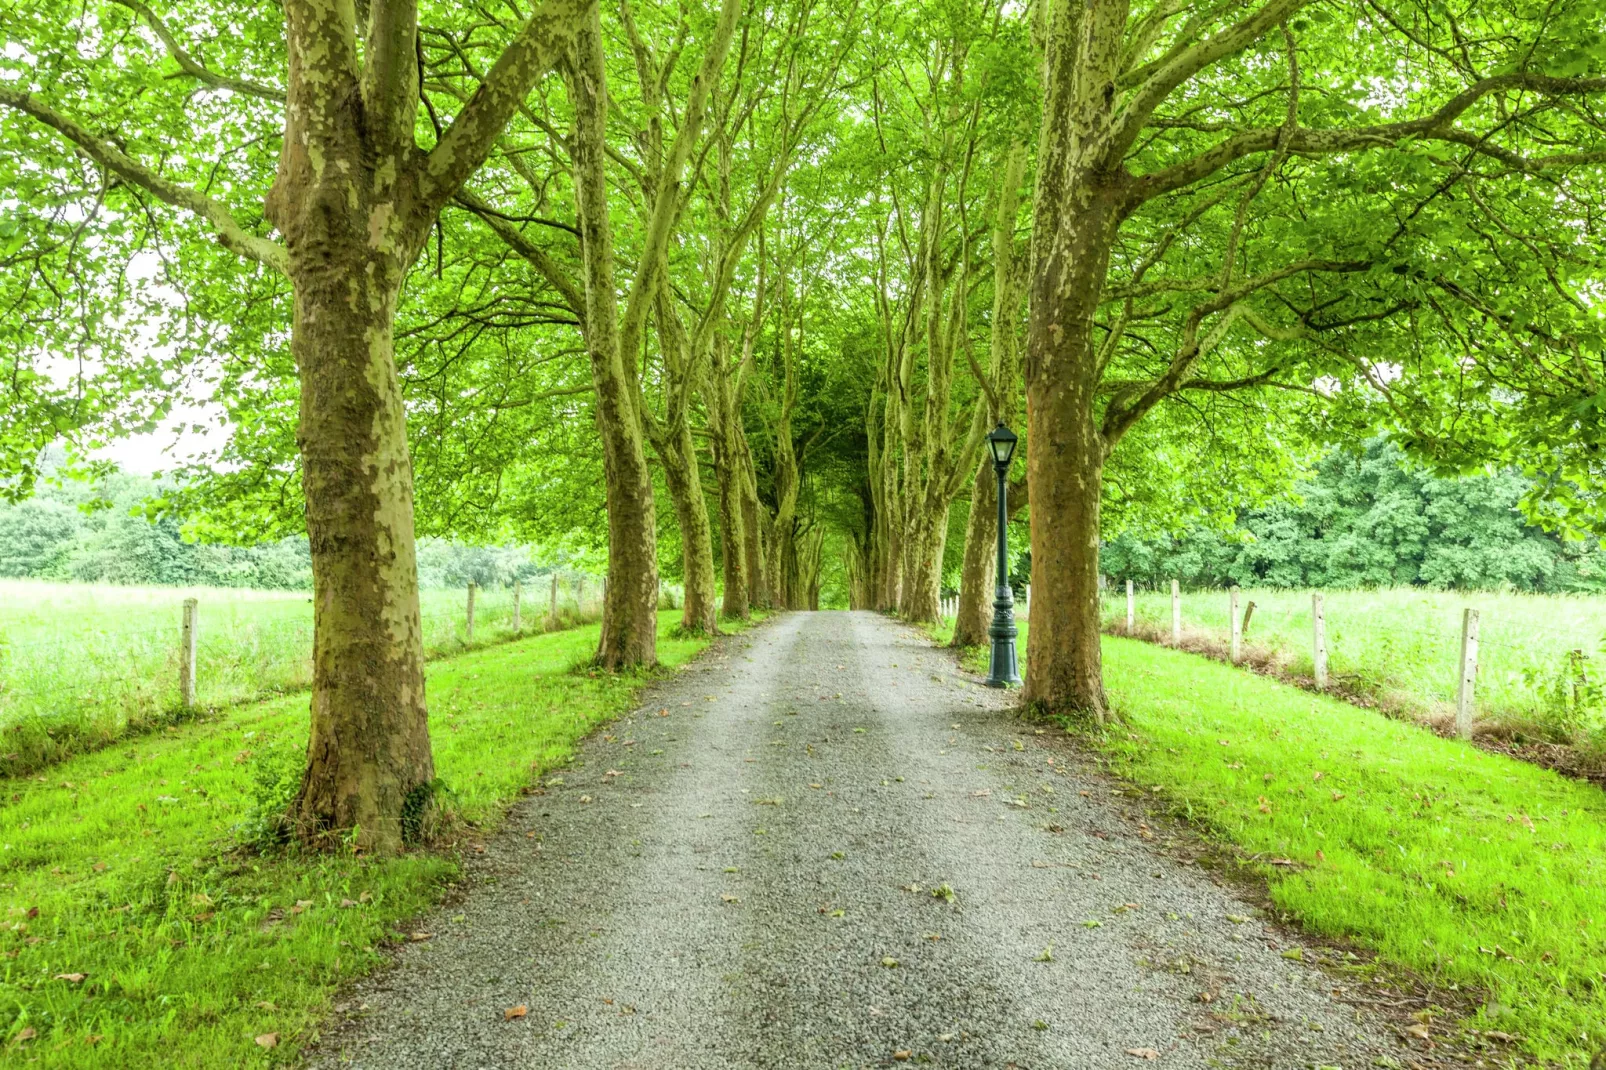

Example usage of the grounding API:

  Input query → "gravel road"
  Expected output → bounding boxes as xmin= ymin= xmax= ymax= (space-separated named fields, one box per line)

xmin=310 ymin=610 xmax=1400 ymax=1069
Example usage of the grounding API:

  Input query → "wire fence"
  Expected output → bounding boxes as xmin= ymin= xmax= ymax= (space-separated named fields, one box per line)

xmin=0 ymin=573 xmax=620 ymax=773
xmin=1095 ymin=582 xmax=1606 ymax=740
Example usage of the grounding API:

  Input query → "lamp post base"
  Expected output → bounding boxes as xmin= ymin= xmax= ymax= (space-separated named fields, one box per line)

xmin=985 ymin=586 xmax=1021 ymax=689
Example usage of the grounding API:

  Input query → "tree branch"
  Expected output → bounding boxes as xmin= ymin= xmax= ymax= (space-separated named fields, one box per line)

xmin=0 ymin=87 xmax=288 ymax=275
xmin=110 ymin=0 xmax=286 ymax=102
xmin=1125 ymin=71 xmax=1606 ymax=207
xmin=416 ymin=0 xmax=592 ymax=223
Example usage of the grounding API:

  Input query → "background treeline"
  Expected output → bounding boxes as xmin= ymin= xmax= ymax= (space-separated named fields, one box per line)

xmin=1097 ymin=441 xmax=1606 ymax=594
xmin=0 ymin=458 xmax=571 ymax=591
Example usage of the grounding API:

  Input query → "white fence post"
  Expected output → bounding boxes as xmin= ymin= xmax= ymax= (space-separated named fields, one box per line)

xmin=465 ymin=583 xmax=477 ymax=643
xmin=1171 ymin=579 xmax=1181 ymax=644
xmin=1456 ymin=607 xmax=1480 ymax=740
xmin=179 ymin=598 xmax=198 ymax=710
xmin=512 ymin=580 xmax=522 ymax=632
xmin=1229 ymin=586 xmax=1242 ymax=663
xmin=1312 ymin=592 xmax=1328 ymax=690
xmin=1126 ymin=579 xmax=1135 ymax=634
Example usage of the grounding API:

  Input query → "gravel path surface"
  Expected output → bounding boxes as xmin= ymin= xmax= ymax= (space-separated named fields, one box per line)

xmin=311 ymin=610 xmax=1399 ymax=1069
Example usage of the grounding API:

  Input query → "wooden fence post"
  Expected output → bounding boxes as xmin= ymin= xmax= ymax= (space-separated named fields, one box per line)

xmin=1242 ymin=600 xmax=1256 ymax=636
xmin=1126 ymin=579 xmax=1135 ymax=634
xmin=179 ymin=598 xmax=198 ymax=710
xmin=1171 ymin=579 xmax=1181 ymax=644
xmin=1312 ymin=592 xmax=1328 ymax=690
xmin=1456 ymin=607 xmax=1480 ymax=740
xmin=465 ymin=583 xmax=477 ymax=643
xmin=1229 ymin=587 xmax=1241 ymax=663
xmin=512 ymin=580 xmax=522 ymax=632
xmin=549 ymin=573 xmax=559 ymax=625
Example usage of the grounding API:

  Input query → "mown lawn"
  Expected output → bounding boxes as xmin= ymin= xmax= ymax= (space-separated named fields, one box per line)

xmin=0 ymin=611 xmax=755 ymax=1067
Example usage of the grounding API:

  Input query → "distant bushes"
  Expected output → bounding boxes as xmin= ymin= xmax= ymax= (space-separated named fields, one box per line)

xmin=1099 ymin=441 xmax=1606 ymax=594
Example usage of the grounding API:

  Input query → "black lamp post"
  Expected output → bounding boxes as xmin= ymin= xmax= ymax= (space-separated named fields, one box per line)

xmin=985 ymin=422 xmax=1021 ymax=688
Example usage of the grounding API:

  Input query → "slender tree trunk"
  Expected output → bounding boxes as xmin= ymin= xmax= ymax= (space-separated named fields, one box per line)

xmin=739 ymin=444 xmax=768 ymax=609
xmin=952 ymin=460 xmax=996 ymax=646
xmin=661 ymin=423 xmax=720 ymax=635
xmin=953 ymin=141 xmax=1027 ymax=648
xmin=713 ymin=421 xmax=749 ymax=620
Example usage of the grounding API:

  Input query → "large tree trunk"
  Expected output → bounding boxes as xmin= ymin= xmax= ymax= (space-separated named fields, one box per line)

xmin=952 ymin=459 xmax=996 ymax=647
xmin=1022 ymin=382 xmax=1106 ymax=715
xmin=571 ymin=7 xmax=658 ymax=668
xmin=289 ymin=280 xmax=433 ymax=851
xmin=1023 ymin=172 xmax=1121 ymax=713
xmin=661 ymin=423 xmax=720 ymax=635
xmin=899 ymin=504 xmax=947 ymax=622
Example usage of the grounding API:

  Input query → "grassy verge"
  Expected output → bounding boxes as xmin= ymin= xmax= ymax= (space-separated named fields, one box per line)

xmin=0 ymin=610 xmax=760 ymax=1067
xmin=0 ymin=582 xmax=602 ymax=779
xmin=936 ymin=617 xmax=1606 ymax=1065
xmin=1104 ymin=586 xmax=1606 ymax=749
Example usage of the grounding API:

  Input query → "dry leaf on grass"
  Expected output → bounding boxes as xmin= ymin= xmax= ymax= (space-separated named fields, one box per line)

xmin=54 ymin=973 xmax=86 ymax=983
xmin=255 ymin=1033 xmax=279 ymax=1049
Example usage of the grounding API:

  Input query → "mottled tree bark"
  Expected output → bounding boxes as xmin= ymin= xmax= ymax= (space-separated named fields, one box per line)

xmin=954 ymin=141 xmax=1028 ymax=648
xmin=1021 ymin=0 xmax=1127 ymax=717
xmin=261 ymin=0 xmax=586 ymax=849
xmin=570 ymin=6 xmax=659 ymax=668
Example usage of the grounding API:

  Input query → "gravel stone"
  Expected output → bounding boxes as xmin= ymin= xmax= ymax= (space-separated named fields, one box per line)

xmin=310 ymin=610 xmax=1396 ymax=1069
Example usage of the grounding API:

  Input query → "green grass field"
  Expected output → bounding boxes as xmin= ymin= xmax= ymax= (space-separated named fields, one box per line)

xmin=0 ymin=609 xmax=747 ymax=1066
xmin=933 ymin=617 xmax=1606 ymax=1064
xmin=0 ymin=579 xmax=603 ymax=776
xmin=1098 ymin=586 xmax=1606 ymax=744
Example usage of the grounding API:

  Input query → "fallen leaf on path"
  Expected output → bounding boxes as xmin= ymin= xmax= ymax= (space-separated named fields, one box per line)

xmin=409 ymin=931 xmax=432 ymax=942
xmin=255 ymin=1033 xmax=279 ymax=1049
xmin=604 ymin=770 xmax=623 ymax=777
xmin=881 ymin=957 xmax=899 ymax=968
xmin=579 ymin=795 xmax=592 ymax=804
xmin=893 ymin=1050 xmax=911 ymax=1061
xmin=720 ymin=894 xmax=740 ymax=903
xmin=969 ymin=788 xmax=991 ymax=798
xmin=54 ymin=973 xmax=86 ymax=983
xmin=504 ymin=1005 xmax=527 ymax=1021
xmin=1125 ymin=1047 xmax=1160 ymax=1059
xmin=1225 ymin=914 xmax=1248 ymax=924
xmin=1405 ymin=1023 xmax=1430 ymax=1039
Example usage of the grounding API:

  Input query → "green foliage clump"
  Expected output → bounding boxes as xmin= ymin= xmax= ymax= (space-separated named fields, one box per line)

xmin=1101 ymin=441 xmax=1606 ymax=594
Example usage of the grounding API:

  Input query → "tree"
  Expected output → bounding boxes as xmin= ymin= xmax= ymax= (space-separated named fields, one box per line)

xmin=2 ymin=0 xmax=591 ymax=849
xmin=1023 ymin=0 xmax=1606 ymax=716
